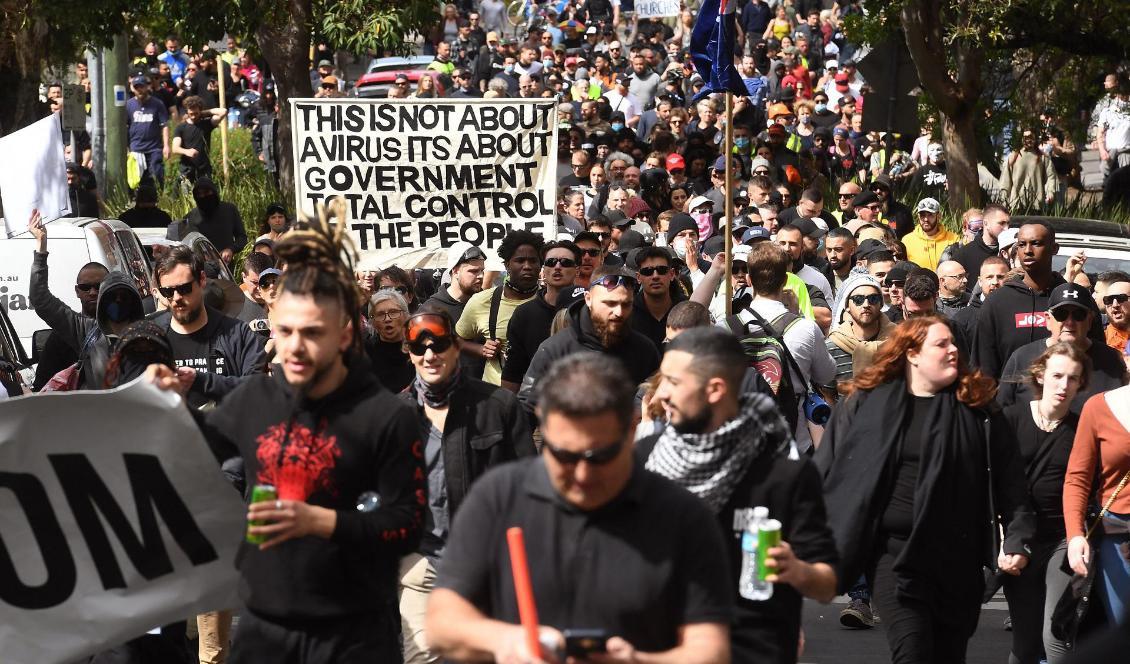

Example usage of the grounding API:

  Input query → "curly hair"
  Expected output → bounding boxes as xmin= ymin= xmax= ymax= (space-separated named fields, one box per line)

xmin=849 ymin=315 xmax=997 ymax=407
xmin=1026 ymin=342 xmax=1092 ymax=399
xmin=274 ymin=199 xmax=366 ymax=352
xmin=497 ymin=229 xmax=545 ymax=262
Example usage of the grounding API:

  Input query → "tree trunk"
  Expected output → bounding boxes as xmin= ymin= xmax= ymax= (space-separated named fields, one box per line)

xmin=255 ymin=0 xmax=312 ymax=206
xmin=942 ymin=109 xmax=982 ymax=208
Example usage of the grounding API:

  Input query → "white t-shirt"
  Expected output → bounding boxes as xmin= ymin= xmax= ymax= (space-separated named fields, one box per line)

xmin=1100 ymin=102 xmax=1130 ymax=153
xmin=796 ymin=263 xmax=835 ymax=300
xmin=603 ymin=90 xmax=640 ymax=121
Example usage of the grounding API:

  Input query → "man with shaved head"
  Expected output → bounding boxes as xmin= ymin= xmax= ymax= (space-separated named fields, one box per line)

xmin=935 ymin=260 xmax=971 ymax=318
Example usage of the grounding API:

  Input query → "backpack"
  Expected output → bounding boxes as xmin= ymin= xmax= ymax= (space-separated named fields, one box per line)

xmin=724 ymin=308 xmax=804 ymax=432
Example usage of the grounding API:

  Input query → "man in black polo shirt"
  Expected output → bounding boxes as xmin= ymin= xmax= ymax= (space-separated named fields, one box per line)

xmin=501 ymin=240 xmax=584 ymax=392
xmin=631 ymin=246 xmax=686 ymax=349
xmin=427 ymin=354 xmax=733 ymax=662
xmin=641 ymin=327 xmax=838 ymax=664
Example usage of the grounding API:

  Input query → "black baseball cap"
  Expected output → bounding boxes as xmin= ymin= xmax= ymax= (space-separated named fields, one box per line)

xmin=1048 ymin=283 xmax=1096 ymax=312
xmin=793 ymin=217 xmax=826 ymax=239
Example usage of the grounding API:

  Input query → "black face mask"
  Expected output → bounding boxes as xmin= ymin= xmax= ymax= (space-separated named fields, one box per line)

xmin=195 ymin=193 xmax=220 ymax=215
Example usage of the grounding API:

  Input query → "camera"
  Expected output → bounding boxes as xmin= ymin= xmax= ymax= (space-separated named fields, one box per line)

xmin=803 ymin=391 xmax=831 ymax=425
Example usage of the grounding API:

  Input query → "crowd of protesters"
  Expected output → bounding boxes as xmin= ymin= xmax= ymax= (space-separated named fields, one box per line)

xmin=14 ymin=2 xmax=1130 ymax=664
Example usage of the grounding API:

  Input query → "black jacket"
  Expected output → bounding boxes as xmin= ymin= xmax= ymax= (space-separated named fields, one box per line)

xmin=168 ymin=197 xmax=247 ymax=253
xmin=399 ymin=376 xmax=536 ymax=518
xmin=199 ymin=361 xmax=424 ymax=622
xmin=952 ymin=234 xmax=998 ymax=288
xmin=816 ymin=379 xmax=1034 ymax=618
xmin=951 ymin=295 xmax=983 ymax=344
xmin=30 ymin=252 xmax=145 ymax=390
xmin=518 ymin=300 xmax=660 ymax=414
xmin=148 ymin=306 xmax=267 ymax=403
xmin=972 ymin=275 xmax=1066 ymax=378
xmin=501 ymin=288 xmax=583 ymax=385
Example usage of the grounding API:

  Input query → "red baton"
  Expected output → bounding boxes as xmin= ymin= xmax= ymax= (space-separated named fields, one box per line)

xmin=507 ymin=527 xmax=541 ymax=658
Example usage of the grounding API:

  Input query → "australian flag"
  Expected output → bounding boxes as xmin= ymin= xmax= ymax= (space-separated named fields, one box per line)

xmin=690 ymin=0 xmax=746 ymax=103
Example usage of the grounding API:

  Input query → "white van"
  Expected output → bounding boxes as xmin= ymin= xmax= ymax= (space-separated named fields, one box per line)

xmin=0 ymin=217 xmax=156 ymax=351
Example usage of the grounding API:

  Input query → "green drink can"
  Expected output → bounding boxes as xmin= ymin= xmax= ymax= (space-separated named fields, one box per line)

xmin=246 ymin=484 xmax=277 ymax=545
xmin=756 ymin=519 xmax=782 ymax=581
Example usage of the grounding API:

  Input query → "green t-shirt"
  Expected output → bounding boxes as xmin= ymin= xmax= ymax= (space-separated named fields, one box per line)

xmin=455 ymin=286 xmax=535 ymax=385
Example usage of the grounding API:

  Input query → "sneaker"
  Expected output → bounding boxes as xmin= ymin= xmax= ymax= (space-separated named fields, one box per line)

xmin=840 ymin=598 xmax=877 ymax=629
xmin=1003 ymin=615 xmax=1012 ymax=631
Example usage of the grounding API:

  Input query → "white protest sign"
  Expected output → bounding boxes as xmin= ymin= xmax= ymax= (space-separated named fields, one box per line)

xmin=636 ymin=0 xmax=681 ymax=18
xmin=0 ymin=114 xmax=71 ymax=237
xmin=291 ymin=98 xmax=559 ymax=269
xmin=0 ymin=380 xmax=244 ymax=664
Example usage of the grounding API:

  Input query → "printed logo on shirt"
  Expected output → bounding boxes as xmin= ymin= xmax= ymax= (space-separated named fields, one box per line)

xmin=174 ymin=355 xmax=226 ymax=375
xmin=1014 ymin=312 xmax=1048 ymax=329
xmin=132 ymin=110 xmax=155 ymax=123
xmin=255 ymin=421 xmax=341 ymax=501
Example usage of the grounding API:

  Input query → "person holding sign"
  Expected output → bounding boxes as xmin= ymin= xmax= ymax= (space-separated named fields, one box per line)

xmin=455 ymin=230 xmax=544 ymax=386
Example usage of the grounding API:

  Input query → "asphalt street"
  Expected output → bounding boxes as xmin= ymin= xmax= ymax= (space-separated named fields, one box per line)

xmin=800 ymin=594 xmax=1014 ymax=664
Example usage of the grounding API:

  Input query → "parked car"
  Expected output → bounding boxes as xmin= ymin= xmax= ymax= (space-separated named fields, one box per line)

xmin=133 ymin=228 xmax=235 ymax=282
xmin=1010 ymin=216 xmax=1130 ymax=275
xmin=351 ymin=56 xmax=444 ymax=98
xmin=0 ymin=303 xmax=31 ymax=397
xmin=0 ymin=217 xmax=156 ymax=350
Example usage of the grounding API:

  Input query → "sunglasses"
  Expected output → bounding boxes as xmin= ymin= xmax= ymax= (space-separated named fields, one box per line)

xmin=838 ymin=193 xmax=855 ymax=199
xmin=638 ymin=266 xmax=671 ymax=277
xmin=579 ymin=248 xmax=602 ymax=258
xmin=157 ymin=280 xmax=196 ymax=299
xmin=544 ymin=257 xmax=578 ymax=268
xmin=75 ymin=283 xmax=100 ymax=293
xmin=1103 ymin=293 xmax=1129 ymax=306
xmin=407 ymin=336 xmax=454 ymax=356
xmin=886 ymin=280 xmax=905 ymax=289
xmin=321 ymin=84 xmax=335 ymax=90
xmin=544 ymin=439 xmax=624 ymax=466
xmin=1051 ymin=307 xmax=1089 ymax=322
xmin=849 ymin=293 xmax=883 ymax=307
xmin=589 ymin=274 xmax=638 ymax=292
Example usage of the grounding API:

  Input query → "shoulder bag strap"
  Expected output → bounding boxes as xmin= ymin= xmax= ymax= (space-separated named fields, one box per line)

xmin=1087 ymin=469 xmax=1130 ymax=538
xmin=746 ymin=307 xmax=815 ymax=394
xmin=487 ymin=285 xmax=505 ymax=341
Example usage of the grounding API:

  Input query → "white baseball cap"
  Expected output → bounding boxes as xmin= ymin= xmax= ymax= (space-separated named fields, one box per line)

xmin=688 ymin=195 xmax=713 ymax=211
xmin=997 ymin=227 xmax=1019 ymax=250
xmin=915 ymin=197 xmax=940 ymax=214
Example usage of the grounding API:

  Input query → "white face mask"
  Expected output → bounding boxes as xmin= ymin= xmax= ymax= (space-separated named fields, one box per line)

xmin=673 ymin=239 xmax=688 ymax=257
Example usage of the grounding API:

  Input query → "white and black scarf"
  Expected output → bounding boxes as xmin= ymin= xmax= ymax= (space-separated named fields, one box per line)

xmin=645 ymin=393 xmax=794 ymax=512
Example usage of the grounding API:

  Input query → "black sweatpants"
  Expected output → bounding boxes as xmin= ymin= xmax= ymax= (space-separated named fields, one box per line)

xmin=869 ymin=538 xmax=979 ymax=664
xmin=230 ymin=611 xmax=401 ymax=664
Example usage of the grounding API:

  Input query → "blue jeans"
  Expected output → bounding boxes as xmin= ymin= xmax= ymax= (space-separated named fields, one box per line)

xmin=1098 ymin=512 xmax=1130 ymax=625
xmin=142 ymin=149 xmax=165 ymax=186
xmin=848 ymin=574 xmax=871 ymax=602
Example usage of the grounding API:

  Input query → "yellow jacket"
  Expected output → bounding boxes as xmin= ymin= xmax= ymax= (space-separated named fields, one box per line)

xmin=903 ymin=225 xmax=960 ymax=272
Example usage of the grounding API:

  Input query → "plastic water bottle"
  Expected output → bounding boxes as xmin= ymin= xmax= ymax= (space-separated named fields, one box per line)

xmin=739 ymin=506 xmax=773 ymax=600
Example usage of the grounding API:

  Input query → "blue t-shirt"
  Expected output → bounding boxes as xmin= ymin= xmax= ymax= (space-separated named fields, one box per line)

xmin=126 ymin=96 xmax=169 ymax=153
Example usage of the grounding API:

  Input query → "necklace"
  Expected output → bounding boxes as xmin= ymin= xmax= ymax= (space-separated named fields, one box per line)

xmin=1030 ymin=401 xmax=1063 ymax=433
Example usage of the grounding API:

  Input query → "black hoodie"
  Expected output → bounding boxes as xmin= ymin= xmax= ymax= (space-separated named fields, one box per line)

xmin=951 ymin=233 xmax=998 ymax=288
xmin=198 ymin=358 xmax=425 ymax=623
xmin=168 ymin=177 xmax=248 ymax=253
xmin=972 ymin=274 xmax=1066 ymax=378
xmin=517 ymin=299 xmax=660 ymax=414
xmin=30 ymin=252 xmax=145 ymax=389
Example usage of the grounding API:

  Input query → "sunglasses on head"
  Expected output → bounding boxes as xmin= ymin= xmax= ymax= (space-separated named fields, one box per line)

xmin=544 ymin=439 xmax=624 ymax=466
xmin=384 ymin=285 xmax=409 ymax=295
xmin=579 ymin=247 xmax=602 ymax=258
xmin=157 ymin=280 xmax=196 ymax=299
xmin=849 ymin=293 xmax=883 ymax=307
xmin=1051 ymin=307 xmax=1089 ymax=322
xmin=1103 ymin=293 xmax=1129 ymax=306
xmin=75 ymin=283 xmax=100 ymax=293
xmin=544 ymin=257 xmax=578 ymax=268
xmin=589 ymin=274 xmax=638 ymax=292
xmin=638 ymin=265 xmax=671 ymax=277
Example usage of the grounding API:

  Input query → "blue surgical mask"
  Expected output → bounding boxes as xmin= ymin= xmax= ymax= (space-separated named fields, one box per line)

xmin=734 ymin=137 xmax=751 ymax=150
xmin=611 ymin=122 xmax=625 ymax=132
xmin=505 ymin=64 xmax=515 ymax=74
xmin=815 ymin=102 xmax=827 ymax=113
xmin=543 ymin=59 xmax=554 ymax=68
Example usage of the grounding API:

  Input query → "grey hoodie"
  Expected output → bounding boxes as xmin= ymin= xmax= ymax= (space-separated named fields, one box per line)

xmin=30 ymin=252 xmax=144 ymax=389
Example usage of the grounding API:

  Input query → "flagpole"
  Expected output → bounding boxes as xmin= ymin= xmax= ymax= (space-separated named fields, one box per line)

xmin=724 ymin=91 xmax=734 ymax=316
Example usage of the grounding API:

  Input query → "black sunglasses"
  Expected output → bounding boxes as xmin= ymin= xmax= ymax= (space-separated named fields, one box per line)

xmin=589 ymin=274 xmax=638 ymax=292
xmin=158 ymin=280 xmax=196 ymax=299
xmin=407 ymin=335 xmax=455 ymax=356
xmin=544 ymin=439 xmax=624 ymax=466
xmin=849 ymin=293 xmax=883 ymax=306
xmin=838 ymin=193 xmax=855 ymax=199
xmin=638 ymin=266 xmax=671 ymax=277
xmin=886 ymin=280 xmax=905 ymax=288
xmin=75 ymin=283 xmax=100 ymax=293
xmin=544 ymin=257 xmax=578 ymax=268
xmin=1051 ymin=307 xmax=1089 ymax=322
xmin=579 ymin=248 xmax=602 ymax=258
xmin=1103 ymin=293 xmax=1129 ymax=306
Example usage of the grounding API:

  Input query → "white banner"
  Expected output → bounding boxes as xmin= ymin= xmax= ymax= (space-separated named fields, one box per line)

xmin=0 ymin=380 xmax=244 ymax=664
xmin=291 ymin=98 xmax=559 ymax=269
xmin=636 ymin=0 xmax=681 ymax=18
xmin=0 ymin=114 xmax=70 ymax=237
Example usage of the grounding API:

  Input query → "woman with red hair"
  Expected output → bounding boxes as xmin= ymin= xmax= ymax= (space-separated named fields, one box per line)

xmin=816 ymin=316 xmax=1036 ymax=664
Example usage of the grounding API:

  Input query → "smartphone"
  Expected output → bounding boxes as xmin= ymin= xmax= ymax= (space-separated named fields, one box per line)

xmin=563 ymin=629 xmax=609 ymax=658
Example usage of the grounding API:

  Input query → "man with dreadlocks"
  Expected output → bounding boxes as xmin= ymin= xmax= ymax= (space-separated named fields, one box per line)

xmin=147 ymin=211 xmax=426 ymax=662
xmin=638 ymin=327 xmax=839 ymax=664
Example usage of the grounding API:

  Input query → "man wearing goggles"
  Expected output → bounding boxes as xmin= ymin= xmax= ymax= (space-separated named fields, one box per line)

xmin=517 ymin=267 xmax=659 ymax=417
xmin=396 ymin=310 xmax=535 ymax=663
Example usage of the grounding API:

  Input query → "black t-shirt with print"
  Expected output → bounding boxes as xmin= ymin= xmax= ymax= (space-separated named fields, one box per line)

xmin=168 ymin=326 xmax=225 ymax=408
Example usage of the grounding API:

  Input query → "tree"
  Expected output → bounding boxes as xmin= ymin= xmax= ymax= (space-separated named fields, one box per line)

xmin=847 ymin=0 xmax=1130 ymax=210
xmin=149 ymin=0 xmax=439 ymax=198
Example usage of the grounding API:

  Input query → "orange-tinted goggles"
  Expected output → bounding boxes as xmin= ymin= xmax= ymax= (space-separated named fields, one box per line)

xmin=405 ymin=313 xmax=453 ymax=344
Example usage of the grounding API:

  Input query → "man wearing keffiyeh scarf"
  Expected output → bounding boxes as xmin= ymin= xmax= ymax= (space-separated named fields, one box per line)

xmin=638 ymin=327 xmax=839 ymax=664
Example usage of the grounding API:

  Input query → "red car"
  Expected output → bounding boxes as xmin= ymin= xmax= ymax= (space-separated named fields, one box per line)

xmin=352 ymin=56 xmax=447 ymax=98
